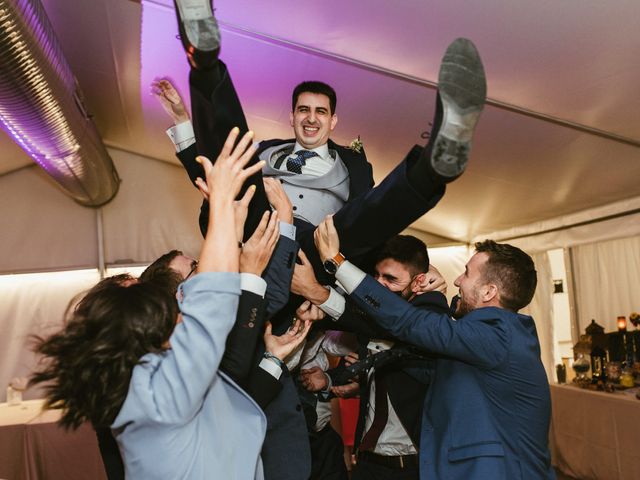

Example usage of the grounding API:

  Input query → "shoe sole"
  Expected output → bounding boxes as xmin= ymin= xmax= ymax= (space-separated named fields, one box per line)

xmin=175 ymin=0 xmax=220 ymax=51
xmin=431 ymin=38 xmax=486 ymax=179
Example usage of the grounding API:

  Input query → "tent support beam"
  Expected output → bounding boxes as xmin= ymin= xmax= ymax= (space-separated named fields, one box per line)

xmin=499 ymin=207 xmax=640 ymax=242
xmin=97 ymin=209 xmax=106 ymax=279
xmin=213 ymin=20 xmax=640 ymax=149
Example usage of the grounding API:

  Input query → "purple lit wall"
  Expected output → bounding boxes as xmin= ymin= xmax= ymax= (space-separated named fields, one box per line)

xmin=139 ymin=0 xmax=432 ymax=175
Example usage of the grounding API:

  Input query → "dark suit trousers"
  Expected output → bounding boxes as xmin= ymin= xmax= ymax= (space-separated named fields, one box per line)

xmin=309 ymin=424 xmax=349 ymax=480
xmin=352 ymin=458 xmax=419 ymax=480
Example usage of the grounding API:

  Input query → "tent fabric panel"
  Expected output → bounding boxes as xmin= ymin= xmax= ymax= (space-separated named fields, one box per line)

xmin=0 ymin=270 xmax=100 ymax=402
xmin=570 ymin=236 xmax=640 ymax=333
xmin=521 ymin=251 xmax=555 ymax=382
xmin=476 ymin=195 xmax=640 ymax=254
xmin=0 ymin=168 xmax=98 ymax=273
xmin=101 ymin=148 xmax=204 ymax=265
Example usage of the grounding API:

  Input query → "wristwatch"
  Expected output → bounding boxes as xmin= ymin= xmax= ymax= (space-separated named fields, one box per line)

xmin=323 ymin=252 xmax=345 ymax=275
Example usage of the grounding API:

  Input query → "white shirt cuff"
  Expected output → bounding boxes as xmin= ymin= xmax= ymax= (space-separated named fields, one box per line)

xmin=318 ymin=286 xmax=346 ymax=320
xmin=335 ymin=260 xmax=367 ymax=295
xmin=166 ymin=121 xmax=196 ymax=152
xmin=278 ymin=221 xmax=296 ymax=240
xmin=259 ymin=358 xmax=283 ymax=380
xmin=240 ymin=273 xmax=267 ymax=297
xmin=322 ymin=372 xmax=333 ymax=392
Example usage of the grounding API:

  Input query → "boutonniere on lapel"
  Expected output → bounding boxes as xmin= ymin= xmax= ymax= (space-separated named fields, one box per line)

xmin=349 ymin=135 xmax=363 ymax=153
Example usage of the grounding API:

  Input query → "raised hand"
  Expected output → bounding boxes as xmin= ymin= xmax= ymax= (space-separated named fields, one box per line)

xmin=150 ymin=78 xmax=190 ymax=124
xmin=330 ymin=381 xmax=360 ymax=398
xmin=412 ymin=264 xmax=447 ymax=295
xmin=240 ymin=210 xmax=280 ymax=275
xmin=233 ymin=186 xmax=256 ymax=243
xmin=264 ymin=319 xmax=311 ymax=361
xmin=196 ymin=128 xmax=264 ymax=273
xmin=295 ymin=300 xmax=326 ymax=322
xmin=263 ymin=177 xmax=293 ymax=224
xmin=197 ymin=129 xmax=262 ymax=207
xmin=343 ymin=352 xmax=359 ymax=367
xmin=314 ymin=215 xmax=340 ymax=262
xmin=291 ymin=250 xmax=328 ymax=304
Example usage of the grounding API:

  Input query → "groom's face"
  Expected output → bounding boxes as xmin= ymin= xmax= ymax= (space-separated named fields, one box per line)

xmin=290 ymin=92 xmax=337 ymax=150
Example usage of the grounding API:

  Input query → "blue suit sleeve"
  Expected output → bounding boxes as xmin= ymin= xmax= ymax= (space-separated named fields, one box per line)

xmin=262 ymin=235 xmax=297 ymax=316
xmin=349 ymin=276 xmax=510 ymax=369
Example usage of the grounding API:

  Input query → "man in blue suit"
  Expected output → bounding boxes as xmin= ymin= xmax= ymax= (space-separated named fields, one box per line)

xmin=314 ymin=217 xmax=555 ymax=480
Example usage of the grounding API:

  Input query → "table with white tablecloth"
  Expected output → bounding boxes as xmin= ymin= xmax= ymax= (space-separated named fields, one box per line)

xmin=0 ymin=399 xmax=107 ymax=480
xmin=550 ymin=384 xmax=640 ymax=480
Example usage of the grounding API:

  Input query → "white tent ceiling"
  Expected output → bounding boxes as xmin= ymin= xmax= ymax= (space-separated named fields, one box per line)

xmin=1 ymin=0 xmax=639 ymax=245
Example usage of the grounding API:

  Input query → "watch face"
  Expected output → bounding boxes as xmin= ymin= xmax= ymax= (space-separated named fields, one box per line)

xmin=323 ymin=259 xmax=337 ymax=275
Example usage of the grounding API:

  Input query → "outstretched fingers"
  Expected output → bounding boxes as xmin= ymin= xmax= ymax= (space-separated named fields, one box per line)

xmin=237 ymin=183 xmax=256 ymax=208
xmin=195 ymin=177 xmax=210 ymax=201
xmin=297 ymin=249 xmax=310 ymax=265
xmin=266 ymin=209 xmax=280 ymax=249
xmin=219 ymin=127 xmax=242 ymax=159
xmin=250 ymin=210 xmax=271 ymax=240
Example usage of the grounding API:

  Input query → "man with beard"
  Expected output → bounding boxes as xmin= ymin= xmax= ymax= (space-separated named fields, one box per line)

xmin=314 ymin=217 xmax=555 ymax=480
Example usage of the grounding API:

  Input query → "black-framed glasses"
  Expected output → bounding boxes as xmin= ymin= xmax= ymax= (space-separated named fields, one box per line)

xmin=185 ymin=260 xmax=199 ymax=280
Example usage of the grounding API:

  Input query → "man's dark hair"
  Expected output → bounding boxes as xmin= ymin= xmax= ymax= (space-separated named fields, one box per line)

xmin=140 ymin=250 xmax=182 ymax=283
xmin=292 ymin=81 xmax=337 ymax=115
xmin=474 ymin=240 xmax=537 ymax=311
xmin=30 ymin=272 xmax=178 ymax=429
xmin=374 ymin=235 xmax=430 ymax=277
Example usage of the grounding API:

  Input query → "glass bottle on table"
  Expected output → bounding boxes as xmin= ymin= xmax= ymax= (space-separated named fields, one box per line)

xmin=572 ymin=353 xmax=590 ymax=386
xmin=6 ymin=385 xmax=22 ymax=406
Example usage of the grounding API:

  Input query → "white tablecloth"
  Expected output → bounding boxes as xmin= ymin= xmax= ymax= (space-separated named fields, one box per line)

xmin=0 ymin=399 xmax=107 ymax=480
xmin=550 ymin=384 xmax=640 ymax=480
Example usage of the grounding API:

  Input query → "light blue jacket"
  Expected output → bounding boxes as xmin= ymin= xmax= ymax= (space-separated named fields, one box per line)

xmin=112 ymin=273 xmax=267 ymax=479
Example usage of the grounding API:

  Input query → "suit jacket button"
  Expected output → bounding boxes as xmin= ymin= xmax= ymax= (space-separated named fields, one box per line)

xmin=296 ymin=404 xmax=302 ymax=412
xmin=293 ymin=206 xmax=297 ymax=211
xmin=299 ymin=194 xmax=304 ymax=199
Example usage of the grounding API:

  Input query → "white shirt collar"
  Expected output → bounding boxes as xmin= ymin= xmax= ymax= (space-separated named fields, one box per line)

xmin=293 ymin=142 xmax=331 ymax=162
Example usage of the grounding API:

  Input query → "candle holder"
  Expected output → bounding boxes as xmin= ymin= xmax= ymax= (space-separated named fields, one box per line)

xmin=618 ymin=316 xmax=627 ymax=332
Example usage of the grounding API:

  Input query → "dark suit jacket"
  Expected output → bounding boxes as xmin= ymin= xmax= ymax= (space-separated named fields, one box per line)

xmin=177 ymin=137 xmax=373 ymax=241
xmin=183 ymin=60 xmax=375 ymax=242
xmin=348 ymin=276 xmax=555 ymax=480
xmin=326 ymin=291 xmax=449 ymax=450
xmin=185 ymin=60 xmax=447 ymax=480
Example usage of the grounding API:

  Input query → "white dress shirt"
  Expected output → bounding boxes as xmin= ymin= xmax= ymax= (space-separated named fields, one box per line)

xmin=165 ymin=121 xmax=335 ymax=177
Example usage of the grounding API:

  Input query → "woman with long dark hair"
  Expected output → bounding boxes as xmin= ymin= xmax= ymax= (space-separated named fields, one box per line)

xmin=31 ymin=129 xmax=307 ymax=479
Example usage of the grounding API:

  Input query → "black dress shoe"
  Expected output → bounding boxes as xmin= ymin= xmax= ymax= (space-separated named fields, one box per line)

xmin=424 ymin=38 xmax=486 ymax=182
xmin=174 ymin=0 xmax=220 ymax=70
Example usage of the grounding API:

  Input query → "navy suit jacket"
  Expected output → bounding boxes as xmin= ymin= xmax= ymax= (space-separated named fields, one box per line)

xmin=324 ymin=291 xmax=449 ymax=449
xmin=348 ymin=276 xmax=555 ymax=480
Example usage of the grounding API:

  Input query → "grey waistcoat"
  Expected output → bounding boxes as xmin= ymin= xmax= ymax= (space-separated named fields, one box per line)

xmin=260 ymin=143 xmax=350 ymax=226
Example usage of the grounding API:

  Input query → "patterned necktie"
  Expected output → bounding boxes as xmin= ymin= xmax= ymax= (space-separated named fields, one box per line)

xmin=286 ymin=150 xmax=318 ymax=174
